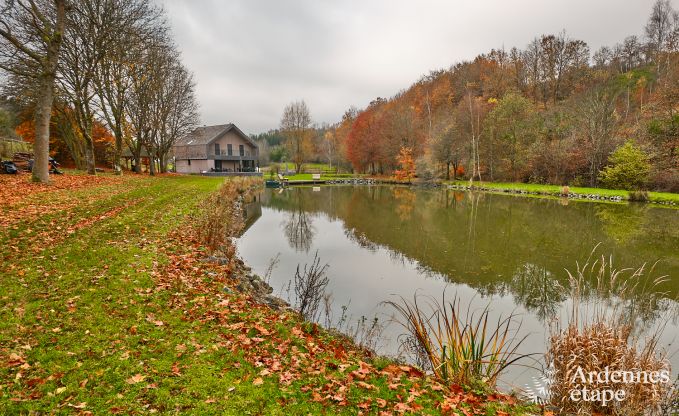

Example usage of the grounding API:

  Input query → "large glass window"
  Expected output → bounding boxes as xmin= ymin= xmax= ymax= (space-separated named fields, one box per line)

xmin=214 ymin=143 xmax=220 ymax=155
xmin=227 ymin=144 xmax=233 ymax=156
xmin=239 ymin=144 xmax=244 ymax=156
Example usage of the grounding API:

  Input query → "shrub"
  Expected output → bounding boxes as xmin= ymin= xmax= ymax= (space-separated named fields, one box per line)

xmin=599 ymin=141 xmax=651 ymax=190
xmin=628 ymin=190 xmax=649 ymax=202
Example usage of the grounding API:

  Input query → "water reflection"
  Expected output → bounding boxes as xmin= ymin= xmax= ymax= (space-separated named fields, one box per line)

xmin=509 ymin=263 xmax=566 ymax=322
xmin=595 ymin=203 xmax=648 ymax=243
xmin=238 ymin=185 xmax=679 ymax=384
xmin=282 ymin=189 xmax=315 ymax=252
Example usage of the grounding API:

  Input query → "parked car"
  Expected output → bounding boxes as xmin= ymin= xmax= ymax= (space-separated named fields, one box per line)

xmin=1 ymin=160 xmax=18 ymax=174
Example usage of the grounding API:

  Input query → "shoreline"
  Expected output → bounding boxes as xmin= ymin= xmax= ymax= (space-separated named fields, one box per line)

xmin=272 ymin=176 xmax=679 ymax=207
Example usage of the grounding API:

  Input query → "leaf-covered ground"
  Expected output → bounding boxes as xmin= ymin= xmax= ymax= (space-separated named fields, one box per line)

xmin=0 ymin=173 xmax=538 ymax=415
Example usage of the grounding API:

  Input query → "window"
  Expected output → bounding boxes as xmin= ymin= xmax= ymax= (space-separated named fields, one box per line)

xmin=239 ymin=144 xmax=244 ymax=156
xmin=214 ymin=143 xmax=220 ymax=155
xmin=227 ymin=144 xmax=233 ymax=156
xmin=188 ymin=159 xmax=191 ymax=166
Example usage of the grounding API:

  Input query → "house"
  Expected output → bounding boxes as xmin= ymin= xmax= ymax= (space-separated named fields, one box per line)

xmin=174 ymin=124 xmax=258 ymax=174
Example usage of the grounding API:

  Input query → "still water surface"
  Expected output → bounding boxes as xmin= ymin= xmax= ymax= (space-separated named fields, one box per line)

xmin=237 ymin=185 xmax=679 ymax=389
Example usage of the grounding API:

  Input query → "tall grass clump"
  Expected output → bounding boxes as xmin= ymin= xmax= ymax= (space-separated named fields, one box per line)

xmin=196 ymin=177 xmax=260 ymax=257
xmin=547 ymin=250 xmax=672 ymax=415
xmin=387 ymin=292 xmax=530 ymax=387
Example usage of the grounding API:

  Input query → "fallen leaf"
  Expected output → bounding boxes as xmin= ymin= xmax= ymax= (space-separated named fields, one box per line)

xmin=126 ymin=374 xmax=146 ymax=384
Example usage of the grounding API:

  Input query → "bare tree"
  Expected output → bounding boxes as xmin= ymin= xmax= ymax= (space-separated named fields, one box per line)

xmin=575 ymin=84 xmax=622 ymax=187
xmin=125 ymin=33 xmax=167 ymax=174
xmin=154 ymin=60 xmax=199 ymax=173
xmin=58 ymin=0 xmax=127 ymax=175
xmin=93 ymin=0 xmax=162 ymax=175
xmin=280 ymin=100 xmax=312 ymax=173
xmin=0 ymin=0 xmax=67 ymax=183
xmin=646 ymin=0 xmax=676 ymax=56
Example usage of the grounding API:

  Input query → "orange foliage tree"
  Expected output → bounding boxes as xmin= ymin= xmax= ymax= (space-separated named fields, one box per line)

xmin=394 ymin=146 xmax=416 ymax=182
xmin=346 ymin=107 xmax=385 ymax=174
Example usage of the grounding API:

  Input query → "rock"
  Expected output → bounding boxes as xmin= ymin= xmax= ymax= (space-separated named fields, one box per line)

xmin=203 ymin=256 xmax=229 ymax=265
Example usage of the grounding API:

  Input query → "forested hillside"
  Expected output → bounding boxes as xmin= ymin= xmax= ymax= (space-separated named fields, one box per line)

xmin=330 ymin=1 xmax=679 ymax=191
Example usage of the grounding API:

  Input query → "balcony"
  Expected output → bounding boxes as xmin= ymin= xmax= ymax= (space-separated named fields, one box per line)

xmin=209 ymin=149 xmax=258 ymax=160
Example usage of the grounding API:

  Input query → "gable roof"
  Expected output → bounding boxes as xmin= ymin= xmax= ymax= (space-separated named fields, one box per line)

xmin=176 ymin=124 xmax=257 ymax=148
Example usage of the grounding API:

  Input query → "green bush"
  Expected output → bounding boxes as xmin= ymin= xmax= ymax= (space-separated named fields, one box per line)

xmin=599 ymin=141 xmax=651 ymax=190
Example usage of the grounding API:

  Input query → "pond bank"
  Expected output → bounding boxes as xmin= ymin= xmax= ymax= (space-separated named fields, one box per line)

xmin=273 ymin=175 xmax=679 ymax=206
xmin=443 ymin=180 xmax=678 ymax=206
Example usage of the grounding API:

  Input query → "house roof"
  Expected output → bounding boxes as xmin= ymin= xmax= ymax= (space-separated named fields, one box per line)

xmin=176 ymin=124 xmax=257 ymax=148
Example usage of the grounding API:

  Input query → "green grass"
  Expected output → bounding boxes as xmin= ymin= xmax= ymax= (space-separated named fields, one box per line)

xmin=0 ymin=174 xmax=535 ymax=414
xmin=446 ymin=180 xmax=679 ymax=204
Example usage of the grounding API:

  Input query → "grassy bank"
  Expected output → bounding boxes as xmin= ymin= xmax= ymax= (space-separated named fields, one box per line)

xmin=268 ymin=172 xmax=363 ymax=181
xmin=445 ymin=180 xmax=679 ymax=205
xmin=0 ymin=173 xmax=533 ymax=415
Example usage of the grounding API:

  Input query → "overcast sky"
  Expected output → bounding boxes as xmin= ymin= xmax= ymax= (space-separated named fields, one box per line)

xmin=158 ymin=0 xmax=673 ymax=135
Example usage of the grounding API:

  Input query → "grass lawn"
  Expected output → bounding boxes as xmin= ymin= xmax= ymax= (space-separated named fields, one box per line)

xmin=446 ymin=180 xmax=679 ymax=204
xmin=0 ymin=173 xmax=533 ymax=415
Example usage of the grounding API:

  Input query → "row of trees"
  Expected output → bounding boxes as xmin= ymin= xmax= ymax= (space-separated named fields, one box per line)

xmin=0 ymin=0 xmax=199 ymax=182
xmin=323 ymin=0 xmax=678 ymax=191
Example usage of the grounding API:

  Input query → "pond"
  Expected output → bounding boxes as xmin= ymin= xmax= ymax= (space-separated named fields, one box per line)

xmin=236 ymin=185 xmax=679 ymax=390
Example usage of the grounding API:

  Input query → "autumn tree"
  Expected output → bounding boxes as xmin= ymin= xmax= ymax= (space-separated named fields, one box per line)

xmin=333 ymin=106 xmax=357 ymax=172
xmin=394 ymin=146 xmax=416 ymax=182
xmin=280 ymin=100 xmax=312 ymax=173
xmin=346 ymin=106 xmax=384 ymax=174
xmin=0 ymin=0 xmax=67 ymax=183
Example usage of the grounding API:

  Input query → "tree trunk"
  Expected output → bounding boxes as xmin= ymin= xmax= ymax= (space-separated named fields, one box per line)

xmin=24 ymin=0 xmax=66 ymax=183
xmin=113 ymin=129 xmax=123 ymax=175
xmin=148 ymin=146 xmax=156 ymax=176
xmin=445 ymin=162 xmax=450 ymax=180
xmin=133 ymin=155 xmax=141 ymax=173
xmin=159 ymin=154 xmax=166 ymax=173
xmin=32 ymin=73 xmax=55 ymax=183
xmin=84 ymin=135 xmax=96 ymax=175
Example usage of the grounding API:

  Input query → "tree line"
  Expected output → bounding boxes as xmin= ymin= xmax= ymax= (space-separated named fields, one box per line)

xmin=318 ymin=1 xmax=678 ymax=191
xmin=0 ymin=0 xmax=199 ymax=183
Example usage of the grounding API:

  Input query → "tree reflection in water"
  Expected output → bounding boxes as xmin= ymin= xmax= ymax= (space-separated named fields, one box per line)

xmin=282 ymin=190 xmax=315 ymax=252
xmin=510 ymin=263 xmax=567 ymax=322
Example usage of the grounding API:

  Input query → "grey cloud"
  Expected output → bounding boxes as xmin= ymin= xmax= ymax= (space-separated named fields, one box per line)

xmin=159 ymin=0 xmax=671 ymax=134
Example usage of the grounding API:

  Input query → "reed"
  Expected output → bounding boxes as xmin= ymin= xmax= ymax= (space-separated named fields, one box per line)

xmin=547 ymin=249 xmax=672 ymax=415
xmin=387 ymin=292 xmax=530 ymax=387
